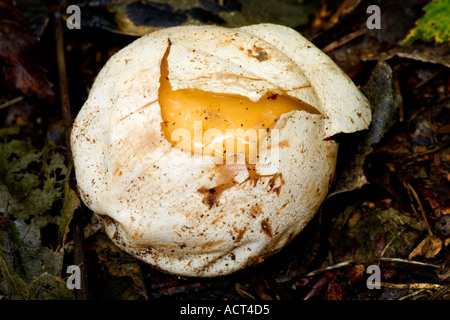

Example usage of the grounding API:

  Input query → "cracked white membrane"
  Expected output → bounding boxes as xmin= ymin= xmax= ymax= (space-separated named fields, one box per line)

xmin=71 ymin=24 xmax=371 ymax=277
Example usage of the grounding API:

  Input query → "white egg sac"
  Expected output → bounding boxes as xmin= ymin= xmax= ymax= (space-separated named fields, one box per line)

xmin=71 ymin=23 xmax=371 ymax=277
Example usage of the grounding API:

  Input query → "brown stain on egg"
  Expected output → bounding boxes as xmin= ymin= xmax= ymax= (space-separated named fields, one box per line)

xmin=197 ymin=164 xmax=240 ymax=209
xmin=101 ymin=215 xmax=127 ymax=248
xmin=247 ymin=45 xmax=270 ymax=62
xmin=201 ymin=240 xmax=225 ymax=251
xmin=113 ymin=166 xmax=123 ymax=177
xmin=198 ymin=184 xmax=233 ymax=209
xmin=278 ymin=140 xmax=290 ymax=148
xmin=198 ymin=158 xmax=284 ymax=210
xmin=245 ymin=163 xmax=260 ymax=186
xmin=268 ymin=173 xmax=284 ymax=196
xmin=266 ymin=140 xmax=290 ymax=151
xmin=249 ymin=203 xmax=262 ymax=218
xmin=261 ymin=218 xmax=272 ymax=238
xmin=233 ymin=226 xmax=247 ymax=244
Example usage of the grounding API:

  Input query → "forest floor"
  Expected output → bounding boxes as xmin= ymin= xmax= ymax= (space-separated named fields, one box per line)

xmin=0 ymin=0 xmax=449 ymax=302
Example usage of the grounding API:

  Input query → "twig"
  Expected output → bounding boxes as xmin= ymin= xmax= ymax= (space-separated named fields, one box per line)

xmin=305 ymin=257 xmax=441 ymax=277
xmin=54 ymin=9 xmax=72 ymax=162
xmin=379 ymin=257 xmax=441 ymax=269
xmin=402 ymin=142 xmax=450 ymax=162
xmin=321 ymin=28 xmax=368 ymax=53
xmin=379 ymin=282 xmax=446 ymax=290
xmin=399 ymin=289 xmax=430 ymax=300
xmin=54 ymin=7 xmax=89 ymax=300
xmin=414 ymin=70 xmax=442 ymax=89
xmin=0 ymin=96 xmax=24 ymax=110
xmin=305 ymin=261 xmax=355 ymax=277
xmin=403 ymin=182 xmax=433 ymax=236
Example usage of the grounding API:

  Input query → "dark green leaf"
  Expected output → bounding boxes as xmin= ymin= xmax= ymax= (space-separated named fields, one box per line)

xmin=58 ymin=165 xmax=80 ymax=245
xmin=0 ymin=130 xmax=71 ymax=299
xmin=0 ymin=249 xmax=30 ymax=299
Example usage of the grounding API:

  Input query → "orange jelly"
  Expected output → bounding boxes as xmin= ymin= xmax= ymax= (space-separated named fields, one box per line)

xmin=158 ymin=48 xmax=317 ymax=163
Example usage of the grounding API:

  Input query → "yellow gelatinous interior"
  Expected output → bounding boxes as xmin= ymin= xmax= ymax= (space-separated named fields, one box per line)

xmin=159 ymin=49 xmax=319 ymax=163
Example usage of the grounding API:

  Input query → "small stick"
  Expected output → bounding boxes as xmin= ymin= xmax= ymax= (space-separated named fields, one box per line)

xmin=54 ymin=6 xmax=90 ymax=300
xmin=54 ymin=8 xmax=72 ymax=161
xmin=321 ymin=28 xmax=368 ymax=53
xmin=305 ymin=257 xmax=441 ymax=277
xmin=380 ymin=282 xmax=445 ymax=290
xmin=0 ymin=96 xmax=24 ymax=110
xmin=403 ymin=182 xmax=433 ymax=236
xmin=305 ymin=261 xmax=354 ymax=276
xmin=379 ymin=257 xmax=441 ymax=269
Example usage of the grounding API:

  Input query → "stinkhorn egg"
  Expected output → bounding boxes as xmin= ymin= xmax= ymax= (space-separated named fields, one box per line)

xmin=71 ymin=23 xmax=371 ymax=277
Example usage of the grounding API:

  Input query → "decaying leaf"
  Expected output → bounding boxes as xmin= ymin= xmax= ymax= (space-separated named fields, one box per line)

xmin=58 ymin=165 xmax=80 ymax=245
xmin=375 ymin=44 xmax=450 ymax=69
xmin=328 ymin=60 xmax=402 ymax=197
xmin=0 ymin=0 xmax=55 ymax=102
xmin=0 ymin=129 xmax=73 ymax=299
xmin=0 ymin=249 xmax=29 ymax=299
xmin=403 ymin=0 xmax=450 ymax=45
xmin=0 ymin=248 xmax=74 ymax=299
xmin=94 ymin=233 xmax=148 ymax=300
xmin=330 ymin=206 xmax=427 ymax=263
xmin=27 ymin=272 xmax=74 ymax=300
xmin=13 ymin=0 xmax=54 ymax=37
xmin=408 ymin=234 xmax=443 ymax=260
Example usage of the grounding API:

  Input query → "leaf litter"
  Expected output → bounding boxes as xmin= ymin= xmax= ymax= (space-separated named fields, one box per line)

xmin=0 ymin=127 xmax=76 ymax=299
xmin=0 ymin=0 xmax=55 ymax=103
xmin=0 ymin=0 xmax=449 ymax=301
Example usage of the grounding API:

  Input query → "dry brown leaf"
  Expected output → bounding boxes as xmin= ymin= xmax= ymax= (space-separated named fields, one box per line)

xmin=408 ymin=234 xmax=443 ymax=260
